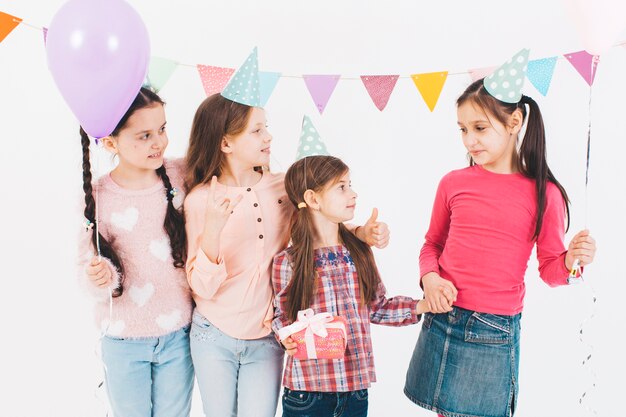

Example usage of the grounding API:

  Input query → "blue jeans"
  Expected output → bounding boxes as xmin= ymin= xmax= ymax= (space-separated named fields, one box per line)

xmin=101 ymin=325 xmax=194 ymax=417
xmin=282 ymin=388 xmax=368 ymax=417
xmin=190 ymin=311 xmax=284 ymax=417
xmin=404 ymin=307 xmax=521 ymax=417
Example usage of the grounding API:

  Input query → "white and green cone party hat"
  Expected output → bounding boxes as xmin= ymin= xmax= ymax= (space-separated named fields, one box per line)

xmin=295 ymin=115 xmax=329 ymax=160
xmin=484 ymin=49 xmax=530 ymax=103
xmin=221 ymin=47 xmax=261 ymax=106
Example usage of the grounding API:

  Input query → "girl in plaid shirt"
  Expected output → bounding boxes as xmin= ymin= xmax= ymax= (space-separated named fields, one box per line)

xmin=272 ymin=155 xmax=433 ymax=417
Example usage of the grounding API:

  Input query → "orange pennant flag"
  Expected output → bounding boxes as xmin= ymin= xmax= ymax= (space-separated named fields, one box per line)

xmin=0 ymin=11 xmax=22 ymax=43
xmin=411 ymin=71 xmax=448 ymax=112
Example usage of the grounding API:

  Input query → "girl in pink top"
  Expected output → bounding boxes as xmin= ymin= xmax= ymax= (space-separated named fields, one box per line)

xmin=79 ymin=88 xmax=193 ymax=417
xmin=404 ymin=78 xmax=597 ymax=417
xmin=183 ymin=94 xmax=388 ymax=417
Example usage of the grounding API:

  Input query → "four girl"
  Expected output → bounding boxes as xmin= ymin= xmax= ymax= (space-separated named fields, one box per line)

xmin=77 ymin=56 xmax=596 ymax=417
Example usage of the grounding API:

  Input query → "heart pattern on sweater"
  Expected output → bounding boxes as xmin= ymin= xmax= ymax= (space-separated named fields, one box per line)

xmin=149 ymin=238 xmax=170 ymax=262
xmin=101 ymin=319 xmax=126 ymax=336
xmin=128 ymin=283 xmax=155 ymax=307
xmin=110 ymin=207 xmax=139 ymax=231
xmin=156 ymin=309 xmax=182 ymax=331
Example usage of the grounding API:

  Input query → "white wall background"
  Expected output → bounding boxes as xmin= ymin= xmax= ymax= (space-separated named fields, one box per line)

xmin=1 ymin=1 xmax=624 ymax=416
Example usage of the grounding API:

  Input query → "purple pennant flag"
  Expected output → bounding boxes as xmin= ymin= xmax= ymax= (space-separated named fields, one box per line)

xmin=303 ymin=75 xmax=340 ymax=114
xmin=564 ymin=50 xmax=599 ymax=87
xmin=43 ymin=27 xmax=48 ymax=45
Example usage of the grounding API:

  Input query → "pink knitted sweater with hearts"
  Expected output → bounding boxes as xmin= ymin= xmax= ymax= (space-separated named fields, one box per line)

xmin=77 ymin=159 xmax=193 ymax=338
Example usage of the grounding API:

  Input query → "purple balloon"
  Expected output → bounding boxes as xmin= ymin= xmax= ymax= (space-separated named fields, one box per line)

xmin=46 ymin=0 xmax=150 ymax=138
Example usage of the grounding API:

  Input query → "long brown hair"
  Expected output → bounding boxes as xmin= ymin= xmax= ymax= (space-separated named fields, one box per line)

xmin=283 ymin=156 xmax=381 ymax=322
xmin=457 ymin=79 xmax=570 ymax=239
xmin=80 ymin=87 xmax=186 ymax=297
xmin=185 ymin=94 xmax=254 ymax=191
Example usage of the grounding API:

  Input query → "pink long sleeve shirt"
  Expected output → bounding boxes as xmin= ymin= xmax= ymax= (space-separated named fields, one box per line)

xmin=78 ymin=159 xmax=193 ymax=338
xmin=184 ymin=171 xmax=294 ymax=340
xmin=420 ymin=165 xmax=571 ymax=315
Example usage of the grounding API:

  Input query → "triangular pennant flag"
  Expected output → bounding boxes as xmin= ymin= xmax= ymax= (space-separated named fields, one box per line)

xmin=527 ymin=57 xmax=557 ymax=96
xmin=0 ymin=12 xmax=21 ymax=43
xmin=360 ymin=75 xmax=399 ymax=111
xmin=564 ymin=50 xmax=598 ymax=87
xmin=222 ymin=47 xmax=261 ymax=106
xmin=145 ymin=57 xmax=178 ymax=93
xmin=42 ymin=27 xmax=48 ymax=45
xmin=197 ymin=65 xmax=235 ymax=97
xmin=259 ymin=71 xmax=281 ymax=106
xmin=303 ymin=75 xmax=340 ymax=114
xmin=296 ymin=115 xmax=329 ymax=160
xmin=469 ymin=66 xmax=497 ymax=82
xmin=411 ymin=71 xmax=448 ymax=112
xmin=484 ymin=49 xmax=530 ymax=103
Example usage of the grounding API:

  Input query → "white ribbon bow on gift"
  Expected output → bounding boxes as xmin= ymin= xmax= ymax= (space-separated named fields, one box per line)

xmin=277 ymin=308 xmax=346 ymax=359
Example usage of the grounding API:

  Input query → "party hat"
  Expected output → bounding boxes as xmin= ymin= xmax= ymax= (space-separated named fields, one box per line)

xmin=484 ymin=49 xmax=530 ymax=103
xmin=295 ymin=115 xmax=329 ymax=160
xmin=221 ymin=47 xmax=261 ymax=106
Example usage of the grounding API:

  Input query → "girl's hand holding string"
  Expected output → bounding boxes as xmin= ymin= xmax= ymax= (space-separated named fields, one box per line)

xmin=422 ymin=272 xmax=458 ymax=313
xmin=565 ymin=229 xmax=597 ymax=271
xmin=355 ymin=208 xmax=390 ymax=249
xmin=87 ymin=256 xmax=113 ymax=288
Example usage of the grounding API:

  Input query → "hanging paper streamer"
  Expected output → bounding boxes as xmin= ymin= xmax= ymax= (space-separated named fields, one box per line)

xmin=411 ymin=71 xmax=448 ymax=112
xmin=146 ymin=57 xmax=178 ymax=93
xmin=0 ymin=11 xmax=21 ymax=43
xmin=527 ymin=57 xmax=558 ymax=96
xmin=259 ymin=71 xmax=282 ymax=106
xmin=564 ymin=50 xmax=599 ymax=86
xmin=42 ymin=27 xmax=47 ymax=45
xmin=303 ymin=74 xmax=341 ymax=114
xmin=468 ymin=66 xmax=497 ymax=82
xmin=197 ymin=65 xmax=235 ymax=97
xmin=360 ymin=75 xmax=399 ymax=111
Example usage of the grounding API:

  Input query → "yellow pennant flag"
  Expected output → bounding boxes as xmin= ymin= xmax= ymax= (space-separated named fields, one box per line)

xmin=411 ymin=71 xmax=448 ymax=112
xmin=0 ymin=11 xmax=22 ymax=43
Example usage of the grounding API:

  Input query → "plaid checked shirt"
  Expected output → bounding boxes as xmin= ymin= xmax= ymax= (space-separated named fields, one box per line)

xmin=272 ymin=245 xmax=420 ymax=392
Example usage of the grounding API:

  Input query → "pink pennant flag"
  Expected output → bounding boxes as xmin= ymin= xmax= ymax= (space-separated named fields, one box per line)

xmin=469 ymin=66 xmax=497 ymax=82
xmin=564 ymin=50 xmax=599 ymax=86
xmin=360 ymin=75 xmax=399 ymax=111
xmin=42 ymin=27 xmax=48 ymax=45
xmin=197 ymin=65 xmax=235 ymax=97
xmin=303 ymin=75 xmax=341 ymax=114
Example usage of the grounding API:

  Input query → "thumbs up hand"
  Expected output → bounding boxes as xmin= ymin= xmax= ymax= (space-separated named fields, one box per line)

xmin=355 ymin=208 xmax=390 ymax=249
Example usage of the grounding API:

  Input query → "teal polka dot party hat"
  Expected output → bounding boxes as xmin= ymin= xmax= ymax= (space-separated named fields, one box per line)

xmin=483 ymin=49 xmax=529 ymax=103
xmin=295 ymin=115 xmax=330 ymax=160
xmin=221 ymin=47 xmax=261 ymax=106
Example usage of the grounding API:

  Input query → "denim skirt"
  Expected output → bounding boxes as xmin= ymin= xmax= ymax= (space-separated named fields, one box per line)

xmin=404 ymin=306 xmax=521 ymax=417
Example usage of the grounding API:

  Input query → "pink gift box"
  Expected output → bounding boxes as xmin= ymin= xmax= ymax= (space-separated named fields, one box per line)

xmin=277 ymin=309 xmax=347 ymax=360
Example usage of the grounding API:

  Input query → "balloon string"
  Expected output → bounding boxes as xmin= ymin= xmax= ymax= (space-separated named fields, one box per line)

xmin=92 ymin=138 xmax=113 ymax=416
xmin=577 ymin=56 xmax=598 ymax=417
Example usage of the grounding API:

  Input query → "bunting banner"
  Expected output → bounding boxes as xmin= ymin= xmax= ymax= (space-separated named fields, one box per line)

xmin=469 ymin=66 xmax=497 ymax=82
xmin=527 ymin=57 xmax=558 ymax=96
xmin=197 ymin=65 xmax=235 ymax=97
xmin=0 ymin=11 xmax=21 ymax=43
xmin=303 ymin=74 xmax=340 ymax=114
xmin=2 ymin=9 xmax=625 ymax=114
xmin=259 ymin=71 xmax=281 ymax=106
xmin=146 ymin=57 xmax=178 ymax=93
xmin=360 ymin=75 xmax=399 ymax=111
xmin=565 ymin=50 xmax=599 ymax=86
xmin=411 ymin=71 xmax=448 ymax=112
